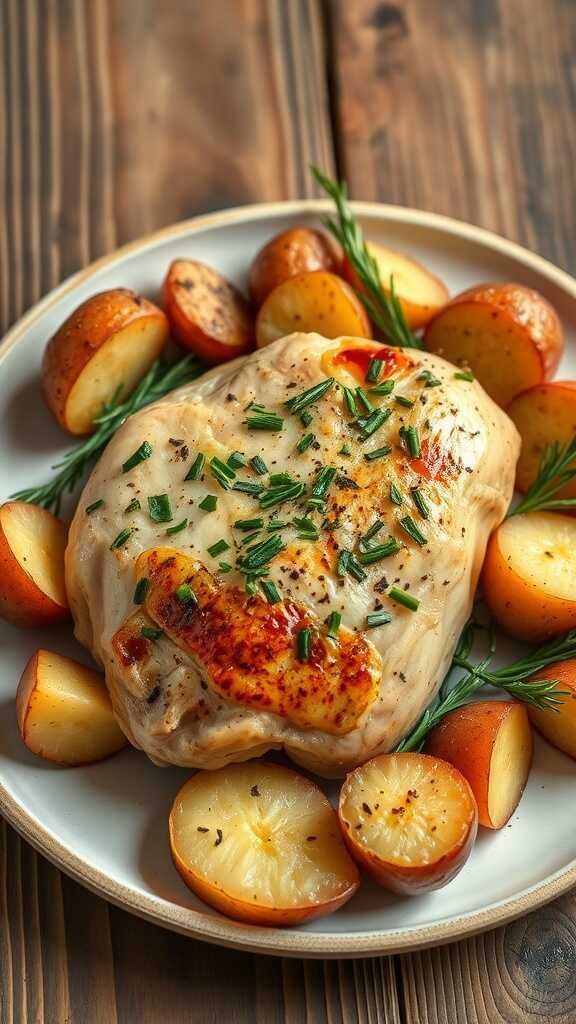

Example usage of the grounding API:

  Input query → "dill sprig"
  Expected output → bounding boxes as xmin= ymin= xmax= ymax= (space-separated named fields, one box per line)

xmin=395 ymin=626 xmax=571 ymax=752
xmin=510 ymin=435 xmax=576 ymax=517
xmin=11 ymin=355 xmax=204 ymax=514
xmin=311 ymin=165 xmax=422 ymax=349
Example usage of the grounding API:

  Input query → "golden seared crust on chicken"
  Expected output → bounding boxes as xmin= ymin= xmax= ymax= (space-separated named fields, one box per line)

xmin=66 ymin=332 xmax=520 ymax=776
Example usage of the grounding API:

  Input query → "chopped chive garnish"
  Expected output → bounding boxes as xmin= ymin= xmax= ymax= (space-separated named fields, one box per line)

xmin=300 ymin=410 xmax=313 ymax=427
xmin=240 ymin=531 xmax=261 ymax=546
xmin=238 ymin=534 xmax=285 ymax=572
xmin=261 ymin=579 xmax=281 ymax=604
xmin=399 ymin=515 xmax=427 ymax=546
xmin=297 ymin=432 xmax=316 ymax=454
xmin=389 ymin=483 xmax=403 ymax=505
xmin=395 ymin=395 xmax=415 ymax=408
xmin=285 ymin=377 xmax=334 ymax=415
xmin=306 ymin=496 xmax=327 ymax=511
xmin=388 ymin=587 xmax=419 ymax=611
xmin=339 ymin=444 xmax=352 ymax=456
xmin=124 ymin=498 xmax=141 ymax=514
xmin=133 ymin=577 xmax=150 ymax=604
xmin=323 ymin=518 xmax=341 ymax=532
xmin=367 ymin=610 xmax=392 ymax=628
xmin=454 ymin=370 xmax=475 ymax=382
xmin=110 ymin=527 xmax=135 ymax=550
xmin=418 ymin=370 xmax=442 ymax=388
xmin=366 ymin=357 xmax=383 ymax=383
xmin=122 ymin=441 xmax=152 ymax=473
xmin=175 ymin=583 xmax=196 ymax=604
xmin=148 ymin=493 xmax=172 ymax=522
xmin=411 ymin=487 xmax=430 ymax=519
xmin=232 ymin=480 xmax=264 ymax=495
xmin=166 ymin=518 xmax=188 ymax=535
xmin=400 ymin=425 xmax=421 ymax=458
xmin=361 ymin=519 xmax=385 ymax=544
xmin=199 ymin=494 xmax=217 ymax=512
xmin=208 ymin=539 xmax=230 ymax=558
xmin=185 ymin=452 xmax=205 ymax=481
xmin=141 ymin=626 xmax=163 ymax=641
xmin=364 ymin=446 xmax=392 ymax=462
xmin=259 ymin=482 xmax=305 ymax=509
xmin=312 ymin=466 xmax=337 ymax=498
xmin=370 ymin=379 xmax=395 ymax=396
xmin=86 ymin=499 xmax=104 ymax=514
xmin=348 ymin=554 xmax=367 ymax=582
xmin=210 ymin=456 xmax=236 ymax=490
xmin=355 ymin=386 xmax=373 ymax=413
xmin=293 ymin=516 xmax=319 ymax=540
xmin=246 ymin=411 xmax=284 ymax=431
xmin=358 ymin=539 xmax=401 ymax=564
xmin=342 ymin=385 xmax=358 ymax=418
xmin=326 ymin=611 xmax=341 ymax=639
xmin=297 ymin=627 xmax=311 ymax=661
xmin=219 ymin=561 xmax=233 ymax=573
xmin=337 ymin=549 xmax=351 ymax=576
xmin=245 ymin=576 xmax=260 ymax=595
xmin=357 ymin=407 xmax=391 ymax=439
xmin=234 ymin=517 xmax=264 ymax=532
xmin=267 ymin=519 xmax=288 ymax=531
xmin=227 ymin=451 xmax=246 ymax=470
xmin=250 ymin=455 xmax=268 ymax=475
xmin=269 ymin=472 xmax=293 ymax=486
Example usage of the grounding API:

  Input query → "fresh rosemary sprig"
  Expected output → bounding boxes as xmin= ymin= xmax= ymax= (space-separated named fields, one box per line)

xmin=11 ymin=355 xmax=204 ymax=514
xmin=311 ymin=165 xmax=422 ymax=349
xmin=509 ymin=435 xmax=576 ymax=517
xmin=395 ymin=627 xmax=571 ymax=752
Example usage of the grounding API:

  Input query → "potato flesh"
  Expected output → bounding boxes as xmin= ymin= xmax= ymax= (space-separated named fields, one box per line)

xmin=498 ymin=512 xmax=576 ymax=601
xmin=509 ymin=385 xmax=576 ymax=498
xmin=425 ymin=302 xmax=542 ymax=407
xmin=1 ymin=502 xmax=67 ymax=607
xmin=171 ymin=762 xmax=356 ymax=908
xmin=366 ymin=244 xmax=448 ymax=325
xmin=487 ymin=707 xmax=533 ymax=827
xmin=340 ymin=755 xmax=473 ymax=866
xmin=21 ymin=651 xmax=126 ymax=764
xmin=65 ymin=316 xmax=167 ymax=434
xmin=256 ymin=271 xmax=370 ymax=348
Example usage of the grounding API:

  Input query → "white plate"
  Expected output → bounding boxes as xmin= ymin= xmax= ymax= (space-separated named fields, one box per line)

xmin=2 ymin=201 xmax=576 ymax=959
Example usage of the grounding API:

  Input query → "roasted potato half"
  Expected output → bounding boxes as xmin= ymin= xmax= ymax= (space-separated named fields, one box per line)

xmin=256 ymin=271 xmax=371 ymax=348
xmin=0 ymin=501 xmax=69 ymax=628
xmin=424 ymin=283 xmax=564 ymax=408
xmin=162 ymin=259 xmax=254 ymax=364
xmin=42 ymin=289 xmax=169 ymax=435
xmin=249 ymin=227 xmax=340 ymax=306
xmin=508 ymin=382 xmax=576 ymax=497
xmin=343 ymin=241 xmax=449 ymax=330
xmin=169 ymin=761 xmax=359 ymax=925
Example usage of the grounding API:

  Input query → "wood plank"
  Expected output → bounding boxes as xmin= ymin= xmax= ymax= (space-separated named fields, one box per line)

xmin=329 ymin=1 xmax=576 ymax=1021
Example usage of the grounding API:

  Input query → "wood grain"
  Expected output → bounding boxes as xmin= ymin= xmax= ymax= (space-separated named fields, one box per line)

xmin=2 ymin=0 xmax=576 ymax=1022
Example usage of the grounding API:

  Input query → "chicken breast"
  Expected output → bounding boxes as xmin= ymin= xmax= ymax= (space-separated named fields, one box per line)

xmin=66 ymin=332 xmax=519 ymax=776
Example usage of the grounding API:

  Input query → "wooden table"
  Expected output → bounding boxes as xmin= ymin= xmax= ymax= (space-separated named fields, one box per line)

xmin=2 ymin=1 xmax=576 ymax=1020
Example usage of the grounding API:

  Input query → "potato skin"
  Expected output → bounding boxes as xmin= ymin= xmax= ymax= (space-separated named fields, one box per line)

xmin=508 ymin=382 xmax=576 ymax=497
xmin=42 ymin=289 xmax=168 ymax=433
xmin=528 ymin=659 xmax=576 ymax=759
xmin=249 ymin=228 xmax=341 ymax=307
xmin=482 ymin=516 xmax=576 ymax=641
xmin=162 ymin=259 xmax=254 ymax=364
xmin=425 ymin=702 xmax=532 ymax=828
xmin=0 ymin=502 xmax=69 ymax=628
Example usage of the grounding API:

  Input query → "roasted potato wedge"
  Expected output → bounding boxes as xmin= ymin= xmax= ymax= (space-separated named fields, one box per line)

xmin=528 ymin=659 xmax=576 ymax=759
xmin=42 ymin=289 xmax=169 ymax=435
xmin=16 ymin=649 xmax=127 ymax=765
xmin=343 ymin=241 xmax=449 ymax=330
xmin=162 ymin=259 xmax=254 ymax=364
xmin=426 ymin=702 xmax=533 ymax=829
xmin=482 ymin=511 xmax=576 ymax=641
xmin=249 ymin=227 xmax=340 ymax=306
xmin=256 ymin=271 xmax=371 ymax=348
xmin=0 ymin=501 xmax=69 ymax=628
xmin=338 ymin=753 xmax=477 ymax=895
xmin=508 ymin=382 xmax=576 ymax=497
xmin=424 ymin=283 xmax=564 ymax=408
xmin=169 ymin=761 xmax=359 ymax=925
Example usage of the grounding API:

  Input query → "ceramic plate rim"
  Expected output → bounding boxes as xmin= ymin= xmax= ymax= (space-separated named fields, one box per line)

xmin=2 ymin=199 xmax=576 ymax=958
